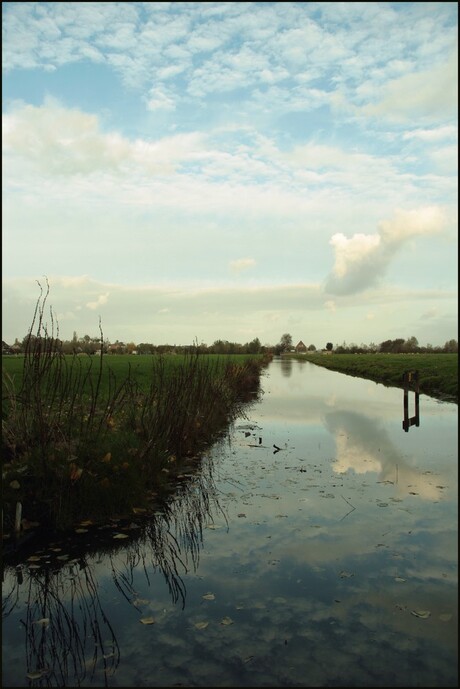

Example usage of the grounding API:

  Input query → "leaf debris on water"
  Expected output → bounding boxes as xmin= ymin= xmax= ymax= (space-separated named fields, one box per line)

xmin=202 ymin=593 xmax=215 ymax=601
xmin=139 ymin=616 xmax=155 ymax=625
xmin=411 ymin=610 xmax=431 ymax=619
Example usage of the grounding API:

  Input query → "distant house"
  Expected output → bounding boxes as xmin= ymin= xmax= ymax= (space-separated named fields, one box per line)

xmin=2 ymin=341 xmax=14 ymax=355
xmin=295 ymin=340 xmax=307 ymax=353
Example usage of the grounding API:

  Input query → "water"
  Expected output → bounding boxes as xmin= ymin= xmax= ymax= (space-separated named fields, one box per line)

xmin=2 ymin=357 xmax=458 ymax=687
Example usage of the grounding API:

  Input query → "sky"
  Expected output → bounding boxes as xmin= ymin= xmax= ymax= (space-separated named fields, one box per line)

xmin=2 ymin=1 xmax=458 ymax=349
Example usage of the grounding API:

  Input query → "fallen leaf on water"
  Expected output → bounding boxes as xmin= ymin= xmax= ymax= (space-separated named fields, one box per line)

xmin=202 ymin=593 xmax=215 ymax=601
xmin=75 ymin=528 xmax=88 ymax=534
xmin=27 ymin=556 xmax=42 ymax=562
xmin=132 ymin=507 xmax=147 ymax=515
xmin=411 ymin=610 xmax=431 ymax=619
xmin=139 ymin=617 xmax=155 ymax=625
xmin=26 ymin=669 xmax=49 ymax=680
xmin=34 ymin=618 xmax=50 ymax=626
xmin=102 ymin=452 xmax=112 ymax=463
xmin=80 ymin=520 xmax=93 ymax=526
xmin=9 ymin=480 xmax=20 ymax=490
xmin=113 ymin=533 xmax=129 ymax=539
xmin=237 ymin=513 xmax=246 ymax=518
xmin=339 ymin=571 xmax=354 ymax=578
xmin=220 ymin=616 xmax=233 ymax=625
xmin=194 ymin=621 xmax=209 ymax=630
xmin=394 ymin=577 xmax=406 ymax=582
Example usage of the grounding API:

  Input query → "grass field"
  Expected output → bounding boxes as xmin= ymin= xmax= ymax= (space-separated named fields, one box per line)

xmin=289 ymin=352 xmax=458 ymax=403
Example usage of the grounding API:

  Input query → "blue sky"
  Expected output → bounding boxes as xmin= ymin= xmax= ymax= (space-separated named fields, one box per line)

xmin=2 ymin=1 xmax=458 ymax=348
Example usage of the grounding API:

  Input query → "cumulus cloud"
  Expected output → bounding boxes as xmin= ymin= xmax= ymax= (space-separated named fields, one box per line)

xmin=2 ymin=100 xmax=205 ymax=176
xmin=324 ymin=206 xmax=447 ymax=295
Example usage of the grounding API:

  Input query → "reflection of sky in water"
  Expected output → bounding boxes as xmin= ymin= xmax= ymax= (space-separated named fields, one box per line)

xmin=2 ymin=359 xmax=457 ymax=687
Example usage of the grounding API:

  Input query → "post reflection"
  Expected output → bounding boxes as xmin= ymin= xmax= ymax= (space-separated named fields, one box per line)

xmin=324 ymin=409 xmax=443 ymax=501
xmin=402 ymin=370 xmax=420 ymax=432
xmin=2 ymin=453 xmax=226 ymax=687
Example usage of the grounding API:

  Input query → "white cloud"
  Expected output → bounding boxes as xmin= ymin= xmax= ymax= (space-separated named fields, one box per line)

xmin=324 ymin=206 xmax=448 ymax=296
xmin=361 ymin=47 xmax=458 ymax=123
xmin=86 ymin=292 xmax=109 ymax=310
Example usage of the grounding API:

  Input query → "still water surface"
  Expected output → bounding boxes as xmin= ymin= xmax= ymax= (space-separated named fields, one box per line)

xmin=2 ymin=357 xmax=458 ymax=687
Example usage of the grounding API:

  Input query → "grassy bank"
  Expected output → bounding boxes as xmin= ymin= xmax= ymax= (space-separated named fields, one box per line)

xmin=2 ymin=347 xmax=270 ymax=533
xmin=289 ymin=352 xmax=458 ymax=403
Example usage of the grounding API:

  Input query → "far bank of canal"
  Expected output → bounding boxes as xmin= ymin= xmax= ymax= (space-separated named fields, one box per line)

xmin=2 ymin=357 xmax=458 ymax=687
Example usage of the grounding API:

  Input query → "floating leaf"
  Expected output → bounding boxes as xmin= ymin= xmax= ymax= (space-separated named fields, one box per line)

xmin=132 ymin=507 xmax=147 ymax=515
xmin=27 ymin=556 xmax=42 ymax=562
xmin=202 ymin=593 xmax=215 ymax=601
xmin=102 ymin=452 xmax=112 ymax=463
xmin=394 ymin=577 xmax=406 ymax=582
xmin=194 ymin=621 xmax=209 ymax=630
xmin=80 ymin=520 xmax=93 ymax=526
xmin=139 ymin=616 xmax=155 ymax=625
xmin=220 ymin=616 xmax=233 ymax=625
xmin=339 ymin=571 xmax=354 ymax=578
xmin=411 ymin=610 xmax=431 ymax=619
xmin=237 ymin=513 xmax=246 ymax=518
xmin=113 ymin=533 xmax=129 ymax=539
xmin=26 ymin=669 xmax=49 ymax=680
xmin=34 ymin=618 xmax=50 ymax=626
xmin=56 ymin=555 xmax=69 ymax=560
xmin=75 ymin=528 xmax=88 ymax=534
xmin=9 ymin=480 xmax=20 ymax=490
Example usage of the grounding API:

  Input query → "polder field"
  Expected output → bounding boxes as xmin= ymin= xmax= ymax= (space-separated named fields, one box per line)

xmin=289 ymin=352 xmax=458 ymax=403
xmin=2 ymin=351 xmax=270 ymax=532
xmin=2 ymin=352 xmax=266 ymax=398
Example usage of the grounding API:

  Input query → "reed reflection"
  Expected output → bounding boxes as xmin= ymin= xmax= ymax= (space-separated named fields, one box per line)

xmin=2 ymin=453 xmax=227 ymax=687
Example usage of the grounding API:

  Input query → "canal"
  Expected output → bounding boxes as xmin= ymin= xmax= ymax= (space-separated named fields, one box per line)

xmin=2 ymin=357 xmax=458 ymax=687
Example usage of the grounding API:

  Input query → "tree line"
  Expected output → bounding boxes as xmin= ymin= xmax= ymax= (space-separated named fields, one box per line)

xmin=2 ymin=332 xmax=457 ymax=356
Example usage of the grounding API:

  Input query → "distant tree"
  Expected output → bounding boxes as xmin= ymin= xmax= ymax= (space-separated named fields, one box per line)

xmin=125 ymin=342 xmax=137 ymax=354
xmin=403 ymin=336 xmax=419 ymax=353
xmin=443 ymin=339 xmax=458 ymax=353
xmin=326 ymin=342 xmax=333 ymax=351
xmin=279 ymin=333 xmax=293 ymax=352
xmin=246 ymin=337 xmax=261 ymax=354
xmin=307 ymin=344 xmax=316 ymax=351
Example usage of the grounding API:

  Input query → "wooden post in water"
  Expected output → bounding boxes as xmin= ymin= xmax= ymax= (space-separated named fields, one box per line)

xmin=14 ymin=502 xmax=22 ymax=535
xmin=402 ymin=371 xmax=420 ymax=432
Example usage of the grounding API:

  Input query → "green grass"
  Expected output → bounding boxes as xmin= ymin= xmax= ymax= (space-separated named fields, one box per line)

xmin=289 ymin=352 xmax=458 ymax=403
